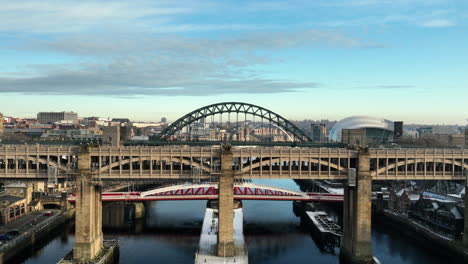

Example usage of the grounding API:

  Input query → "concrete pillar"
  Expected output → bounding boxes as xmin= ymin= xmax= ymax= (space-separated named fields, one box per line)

xmin=134 ymin=202 xmax=146 ymax=219
xmin=74 ymin=146 xmax=104 ymax=261
xmin=464 ymin=183 xmax=468 ymax=246
xmin=0 ymin=112 xmax=3 ymax=139
xmin=217 ymin=145 xmax=235 ymax=257
xmin=60 ymin=191 xmax=69 ymax=211
xmin=341 ymin=148 xmax=373 ymax=264
xmin=376 ymin=192 xmax=384 ymax=214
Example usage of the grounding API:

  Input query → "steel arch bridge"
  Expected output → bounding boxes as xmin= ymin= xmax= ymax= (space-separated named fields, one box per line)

xmin=67 ymin=183 xmax=344 ymax=202
xmin=154 ymin=102 xmax=312 ymax=142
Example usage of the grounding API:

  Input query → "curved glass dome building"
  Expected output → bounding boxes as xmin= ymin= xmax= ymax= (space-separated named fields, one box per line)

xmin=329 ymin=116 xmax=394 ymax=142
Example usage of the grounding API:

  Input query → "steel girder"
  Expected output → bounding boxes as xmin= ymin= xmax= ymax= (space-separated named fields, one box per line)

xmin=154 ymin=102 xmax=312 ymax=142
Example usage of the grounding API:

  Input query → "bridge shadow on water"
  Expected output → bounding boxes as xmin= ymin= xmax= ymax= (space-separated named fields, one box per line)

xmin=243 ymin=220 xmax=341 ymax=264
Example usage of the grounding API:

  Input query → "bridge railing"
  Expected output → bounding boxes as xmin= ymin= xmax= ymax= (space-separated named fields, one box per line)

xmin=89 ymin=145 xmax=222 ymax=156
xmin=0 ymin=145 xmax=78 ymax=154
xmin=232 ymin=147 xmax=358 ymax=156
xmin=369 ymin=148 xmax=467 ymax=157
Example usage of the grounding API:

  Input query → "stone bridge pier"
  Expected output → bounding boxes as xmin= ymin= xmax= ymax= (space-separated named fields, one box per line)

xmin=73 ymin=147 xmax=104 ymax=261
xmin=464 ymin=178 xmax=468 ymax=247
xmin=341 ymin=148 xmax=373 ymax=264
xmin=217 ymin=145 xmax=235 ymax=257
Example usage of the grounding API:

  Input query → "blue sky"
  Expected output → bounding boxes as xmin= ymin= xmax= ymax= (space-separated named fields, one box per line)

xmin=0 ymin=0 xmax=467 ymax=124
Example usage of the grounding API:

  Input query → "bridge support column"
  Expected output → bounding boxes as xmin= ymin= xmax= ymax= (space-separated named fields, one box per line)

xmin=341 ymin=148 xmax=373 ymax=264
xmin=376 ymin=192 xmax=384 ymax=214
xmin=218 ymin=145 xmax=235 ymax=257
xmin=464 ymin=179 xmax=468 ymax=247
xmin=134 ymin=202 xmax=146 ymax=219
xmin=74 ymin=147 xmax=104 ymax=261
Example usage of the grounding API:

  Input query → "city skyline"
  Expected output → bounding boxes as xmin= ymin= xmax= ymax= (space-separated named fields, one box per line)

xmin=1 ymin=106 xmax=467 ymax=126
xmin=1 ymin=0 xmax=467 ymax=124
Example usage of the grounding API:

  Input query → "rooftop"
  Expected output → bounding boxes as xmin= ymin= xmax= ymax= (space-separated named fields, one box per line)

xmin=0 ymin=195 xmax=25 ymax=207
xmin=4 ymin=183 xmax=27 ymax=188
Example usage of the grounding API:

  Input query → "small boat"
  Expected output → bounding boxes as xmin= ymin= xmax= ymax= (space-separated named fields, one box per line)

xmin=305 ymin=211 xmax=342 ymax=248
xmin=306 ymin=211 xmax=342 ymax=237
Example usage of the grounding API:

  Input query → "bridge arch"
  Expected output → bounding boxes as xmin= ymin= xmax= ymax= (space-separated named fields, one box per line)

xmin=140 ymin=183 xmax=217 ymax=197
xmin=240 ymin=157 xmax=347 ymax=173
xmin=21 ymin=156 xmax=69 ymax=172
xmin=139 ymin=183 xmax=310 ymax=199
xmin=246 ymin=122 xmax=295 ymax=142
xmin=99 ymin=157 xmax=212 ymax=174
xmin=154 ymin=102 xmax=312 ymax=142
xmin=372 ymin=158 xmax=468 ymax=176
xmin=236 ymin=183 xmax=310 ymax=198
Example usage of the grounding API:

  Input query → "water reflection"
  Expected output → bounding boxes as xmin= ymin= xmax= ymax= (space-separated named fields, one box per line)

xmin=372 ymin=220 xmax=459 ymax=264
xmin=10 ymin=221 xmax=75 ymax=264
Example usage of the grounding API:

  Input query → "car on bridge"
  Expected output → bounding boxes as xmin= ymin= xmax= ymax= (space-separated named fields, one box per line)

xmin=43 ymin=211 xmax=55 ymax=216
xmin=6 ymin=230 xmax=20 ymax=236
xmin=0 ymin=234 xmax=13 ymax=241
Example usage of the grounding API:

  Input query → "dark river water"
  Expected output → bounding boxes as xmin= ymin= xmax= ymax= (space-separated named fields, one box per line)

xmin=13 ymin=180 xmax=458 ymax=264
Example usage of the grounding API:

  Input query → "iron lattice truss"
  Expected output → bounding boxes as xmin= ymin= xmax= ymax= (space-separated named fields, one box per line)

xmin=155 ymin=102 xmax=312 ymax=142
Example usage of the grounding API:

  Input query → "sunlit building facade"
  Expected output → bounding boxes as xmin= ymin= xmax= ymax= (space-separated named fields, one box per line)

xmin=329 ymin=116 xmax=394 ymax=144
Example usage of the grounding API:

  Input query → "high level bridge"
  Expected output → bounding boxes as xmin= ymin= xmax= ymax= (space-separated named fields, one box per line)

xmin=0 ymin=145 xmax=466 ymax=181
xmin=1 ymin=102 xmax=467 ymax=264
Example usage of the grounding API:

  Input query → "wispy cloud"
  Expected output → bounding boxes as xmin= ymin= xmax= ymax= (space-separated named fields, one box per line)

xmin=1 ymin=28 xmax=376 ymax=96
xmin=353 ymin=85 xmax=416 ymax=90
xmin=419 ymin=19 xmax=455 ymax=28
xmin=375 ymin=85 xmax=414 ymax=89
xmin=23 ymin=29 xmax=372 ymax=56
xmin=0 ymin=1 xmax=192 ymax=33
xmin=0 ymin=0 xmax=389 ymax=98
xmin=0 ymin=68 xmax=321 ymax=96
xmin=314 ymin=1 xmax=459 ymax=29
xmin=0 ymin=0 xmax=456 ymax=100
xmin=318 ymin=13 xmax=457 ymax=28
xmin=322 ymin=0 xmax=449 ymax=7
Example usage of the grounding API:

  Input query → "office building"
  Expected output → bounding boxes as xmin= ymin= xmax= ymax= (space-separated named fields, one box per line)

xmin=393 ymin=121 xmax=403 ymax=140
xmin=311 ymin=123 xmax=327 ymax=143
xmin=37 ymin=111 xmax=78 ymax=124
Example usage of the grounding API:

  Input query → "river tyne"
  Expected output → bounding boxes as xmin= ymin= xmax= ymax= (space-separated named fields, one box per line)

xmin=13 ymin=180 xmax=458 ymax=264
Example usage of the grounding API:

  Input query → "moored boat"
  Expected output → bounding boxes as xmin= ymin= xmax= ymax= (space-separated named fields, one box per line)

xmin=305 ymin=211 xmax=342 ymax=248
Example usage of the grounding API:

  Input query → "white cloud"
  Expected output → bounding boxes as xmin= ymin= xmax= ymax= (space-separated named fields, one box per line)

xmin=22 ymin=29 xmax=379 ymax=57
xmin=0 ymin=29 xmax=378 ymax=96
xmin=0 ymin=62 xmax=321 ymax=96
xmin=317 ymin=10 xmax=458 ymax=29
xmin=0 ymin=1 xmax=192 ymax=33
xmin=419 ymin=19 xmax=455 ymax=28
xmin=325 ymin=0 xmax=449 ymax=7
xmin=0 ymin=0 xmax=390 ymax=97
